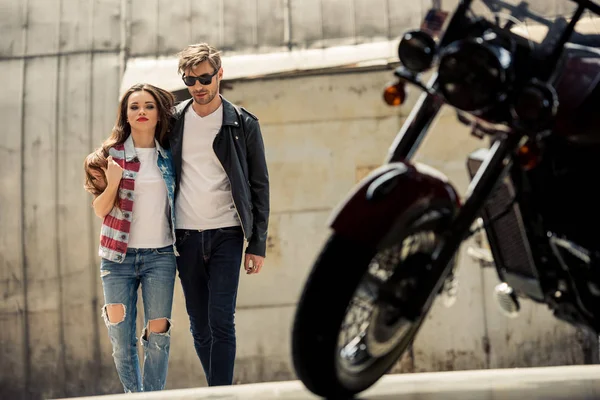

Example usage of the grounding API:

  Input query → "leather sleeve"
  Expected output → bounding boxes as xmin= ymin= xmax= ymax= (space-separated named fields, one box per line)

xmin=244 ymin=115 xmax=270 ymax=257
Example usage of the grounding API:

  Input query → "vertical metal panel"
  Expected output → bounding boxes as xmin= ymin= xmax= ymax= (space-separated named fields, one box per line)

xmin=0 ymin=0 xmax=27 ymax=57
xmin=57 ymin=53 xmax=97 ymax=397
xmin=84 ymin=3 xmax=125 ymax=388
xmin=25 ymin=0 xmax=60 ymax=56
xmin=129 ymin=0 xmax=159 ymax=56
xmin=354 ymin=0 xmax=388 ymax=42
xmin=190 ymin=0 xmax=223 ymax=49
xmin=257 ymin=0 xmax=286 ymax=49
xmin=58 ymin=0 xmax=93 ymax=53
xmin=92 ymin=0 xmax=123 ymax=51
xmin=222 ymin=0 xmax=258 ymax=50
xmin=0 ymin=58 xmax=26 ymax=399
xmin=90 ymin=53 xmax=123 ymax=395
xmin=22 ymin=55 xmax=64 ymax=400
xmin=289 ymin=0 xmax=323 ymax=47
xmin=321 ymin=0 xmax=355 ymax=43
xmin=91 ymin=55 xmax=121 ymax=150
xmin=157 ymin=0 xmax=191 ymax=55
xmin=0 ymin=2 xmax=28 ymax=398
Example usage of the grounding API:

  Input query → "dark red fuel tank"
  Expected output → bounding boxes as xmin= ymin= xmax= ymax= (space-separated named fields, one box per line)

xmin=553 ymin=46 xmax=600 ymax=144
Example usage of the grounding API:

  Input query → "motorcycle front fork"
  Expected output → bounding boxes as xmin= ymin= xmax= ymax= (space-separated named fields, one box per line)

xmin=386 ymin=75 xmax=444 ymax=163
xmin=381 ymin=82 xmax=525 ymax=317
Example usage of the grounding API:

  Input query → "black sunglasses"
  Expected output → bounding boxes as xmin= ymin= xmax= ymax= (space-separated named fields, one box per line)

xmin=182 ymin=70 xmax=218 ymax=86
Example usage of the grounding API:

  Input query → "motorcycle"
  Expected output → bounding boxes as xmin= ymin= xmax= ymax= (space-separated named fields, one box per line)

xmin=291 ymin=0 xmax=600 ymax=398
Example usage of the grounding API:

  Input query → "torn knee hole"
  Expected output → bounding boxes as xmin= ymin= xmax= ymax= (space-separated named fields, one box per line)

xmin=102 ymin=303 xmax=126 ymax=325
xmin=149 ymin=317 xmax=171 ymax=333
xmin=143 ymin=318 xmax=172 ymax=340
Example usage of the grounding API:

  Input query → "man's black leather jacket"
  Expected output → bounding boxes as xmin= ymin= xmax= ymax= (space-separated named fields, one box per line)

xmin=169 ymin=97 xmax=270 ymax=257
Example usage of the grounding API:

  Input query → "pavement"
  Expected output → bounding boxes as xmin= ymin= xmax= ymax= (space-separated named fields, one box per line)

xmin=55 ymin=364 xmax=600 ymax=400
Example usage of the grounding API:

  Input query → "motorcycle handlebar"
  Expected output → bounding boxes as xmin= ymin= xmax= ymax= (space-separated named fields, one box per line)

xmin=572 ymin=0 xmax=600 ymax=15
xmin=477 ymin=0 xmax=600 ymax=51
xmin=480 ymin=0 xmax=600 ymax=20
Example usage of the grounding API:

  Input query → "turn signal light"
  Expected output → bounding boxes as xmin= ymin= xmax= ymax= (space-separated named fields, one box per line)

xmin=517 ymin=141 xmax=540 ymax=171
xmin=383 ymin=80 xmax=407 ymax=106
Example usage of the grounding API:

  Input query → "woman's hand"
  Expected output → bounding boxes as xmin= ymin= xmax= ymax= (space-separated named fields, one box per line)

xmin=93 ymin=156 xmax=123 ymax=218
xmin=104 ymin=156 xmax=123 ymax=188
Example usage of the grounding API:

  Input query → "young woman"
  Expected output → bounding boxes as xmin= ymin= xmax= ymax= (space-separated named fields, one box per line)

xmin=83 ymin=83 xmax=177 ymax=393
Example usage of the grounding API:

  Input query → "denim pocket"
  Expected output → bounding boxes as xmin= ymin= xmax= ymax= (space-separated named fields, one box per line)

xmin=153 ymin=245 xmax=175 ymax=255
xmin=175 ymin=230 xmax=191 ymax=246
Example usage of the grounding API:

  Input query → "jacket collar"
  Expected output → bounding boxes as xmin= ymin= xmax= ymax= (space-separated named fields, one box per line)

xmin=155 ymin=139 xmax=168 ymax=158
xmin=124 ymin=134 xmax=168 ymax=161
xmin=221 ymin=97 xmax=241 ymax=127
xmin=175 ymin=96 xmax=240 ymax=128
xmin=124 ymin=135 xmax=137 ymax=161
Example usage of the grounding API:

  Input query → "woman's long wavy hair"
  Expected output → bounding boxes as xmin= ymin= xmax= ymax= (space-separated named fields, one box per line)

xmin=83 ymin=147 xmax=124 ymax=209
xmin=101 ymin=83 xmax=175 ymax=154
xmin=83 ymin=148 xmax=108 ymax=197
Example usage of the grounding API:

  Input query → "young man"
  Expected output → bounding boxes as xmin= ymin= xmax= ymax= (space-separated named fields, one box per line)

xmin=169 ymin=43 xmax=269 ymax=386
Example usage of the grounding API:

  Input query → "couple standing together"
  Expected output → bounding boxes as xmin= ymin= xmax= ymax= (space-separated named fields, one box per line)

xmin=83 ymin=43 xmax=269 ymax=392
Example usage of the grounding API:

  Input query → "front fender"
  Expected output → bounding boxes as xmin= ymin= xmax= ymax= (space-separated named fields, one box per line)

xmin=329 ymin=161 xmax=460 ymax=249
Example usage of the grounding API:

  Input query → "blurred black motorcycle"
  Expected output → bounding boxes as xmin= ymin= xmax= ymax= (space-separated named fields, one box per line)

xmin=291 ymin=0 xmax=600 ymax=397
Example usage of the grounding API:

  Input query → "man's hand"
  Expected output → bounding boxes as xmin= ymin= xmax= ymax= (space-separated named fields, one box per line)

xmin=244 ymin=253 xmax=264 ymax=275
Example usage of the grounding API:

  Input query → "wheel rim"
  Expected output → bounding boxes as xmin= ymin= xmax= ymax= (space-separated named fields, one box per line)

xmin=335 ymin=229 xmax=439 ymax=376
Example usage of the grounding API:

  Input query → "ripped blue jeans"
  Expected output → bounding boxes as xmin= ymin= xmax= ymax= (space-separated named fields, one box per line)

xmin=100 ymin=246 xmax=176 ymax=393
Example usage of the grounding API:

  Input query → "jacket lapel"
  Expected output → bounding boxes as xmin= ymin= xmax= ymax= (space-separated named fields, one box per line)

xmin=169 ymin=99 xmax=193 ymax=195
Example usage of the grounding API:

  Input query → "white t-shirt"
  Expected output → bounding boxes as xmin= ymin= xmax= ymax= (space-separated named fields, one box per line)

xmin=175 ymin=104 xmax=240 ymax=230
xmin=128 ymin=147 xmax=172 ymax=248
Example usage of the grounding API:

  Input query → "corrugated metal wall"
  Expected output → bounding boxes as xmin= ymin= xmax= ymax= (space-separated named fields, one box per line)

xmin=1 ymin=0 xmax=124 ymax=398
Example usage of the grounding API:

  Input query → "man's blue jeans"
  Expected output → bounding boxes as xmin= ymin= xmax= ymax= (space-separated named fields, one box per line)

xmin=100 ymin=246 xmax=176 ymax=392
xmin=175 ymin=226 xmax=244 ymax=386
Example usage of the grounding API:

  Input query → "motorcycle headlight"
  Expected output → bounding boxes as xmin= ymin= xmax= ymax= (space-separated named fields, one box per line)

xmin=398 ymin=30 xmax=437 ymax=73
xmin=437 ymin=38 xmax=513 ymax=113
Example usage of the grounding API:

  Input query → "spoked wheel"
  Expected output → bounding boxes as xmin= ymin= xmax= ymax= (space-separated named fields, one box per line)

xmin=291 ymin=206 xmax=456 ymax=399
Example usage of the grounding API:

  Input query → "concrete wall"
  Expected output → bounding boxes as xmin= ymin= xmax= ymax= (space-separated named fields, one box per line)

xmin=0 ymin=0 xmax=596 ymax=399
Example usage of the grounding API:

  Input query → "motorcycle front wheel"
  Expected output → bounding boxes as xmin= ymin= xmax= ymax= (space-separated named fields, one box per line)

xmin=291 ymin=205 xmax=455 ymax=398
